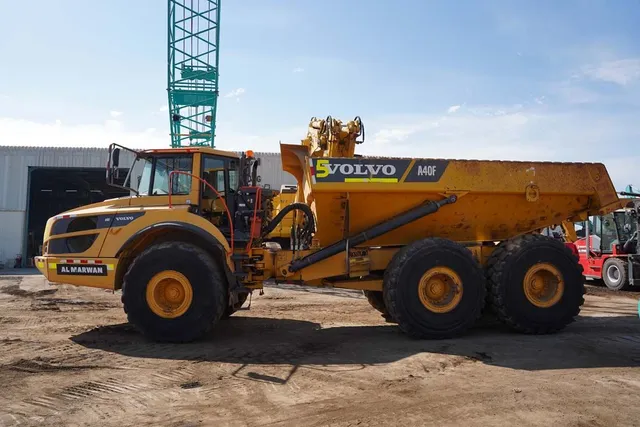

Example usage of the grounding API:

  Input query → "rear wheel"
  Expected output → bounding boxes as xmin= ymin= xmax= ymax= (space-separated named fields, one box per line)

xmin=362 ymin=290 xmax=395 ymax=322
xmin=602 ymin=257 xmax=629 ymax=291
xmin=486 ymin=234 xmax=584 ymax=334
xmin=122 ymin=241 xmax=227 ymax=342
xmin=383 ymin=238 xmax=486 ymax=339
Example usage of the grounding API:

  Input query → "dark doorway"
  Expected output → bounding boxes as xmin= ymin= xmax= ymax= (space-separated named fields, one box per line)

xmin=26 ymin=167 xmax=129 ymax=260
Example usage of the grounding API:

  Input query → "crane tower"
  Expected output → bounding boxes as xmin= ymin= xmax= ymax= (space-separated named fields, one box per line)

xmin=167 ymin=0 xmax=221 ymax=148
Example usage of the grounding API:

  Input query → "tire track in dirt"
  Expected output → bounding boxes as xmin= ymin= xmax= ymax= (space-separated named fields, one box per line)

xmin=3 ymin=367 xmax=262 ymax=427
xmin=7 ymin=375 xmax=148 ymax=420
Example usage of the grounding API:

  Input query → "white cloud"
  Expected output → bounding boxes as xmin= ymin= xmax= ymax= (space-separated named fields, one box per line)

xmin=370 ymin=108 xmax=535 ymax=158
xmin=0 ymin=117 xmax=167 ymax=149
xmin=534 ymin=96 xmax=545 ymax=105
xmin=555 ymin=83 xmax=600 ymax=105
xmin=159 ymin=105 xmax=168 ymax=112
xmin=447 ymin=105 xmax=461 ymax=114
xmin=110 ymin=110 xmax=123 ymax=118
xmin=224 ymin=88 xmax=246 ymax=99
xmin=0 ymin=116 xmax=302 ymax=154
xmin=292 ymin=67 xmax=304 ymax=73
xmin=581 ymin=58 xmax=640 ymax=85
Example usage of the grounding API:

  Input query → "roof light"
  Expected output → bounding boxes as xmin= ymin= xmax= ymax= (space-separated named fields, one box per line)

xmin=246 ymin=150 xmax=254 ymax=158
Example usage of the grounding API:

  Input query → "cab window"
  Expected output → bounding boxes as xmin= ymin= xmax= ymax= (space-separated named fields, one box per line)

xmin=587 ymin=216 xmax=603 ymax=253
xmin=202 ymin=156 xmax=226 ymax=196
xmin=601 ymin=213 xmax=618 ymax=253
xmin=145 ymin=155 xmax=193 ymax=196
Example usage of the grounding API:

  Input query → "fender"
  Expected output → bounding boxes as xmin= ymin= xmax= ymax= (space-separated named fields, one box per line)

xmin=115 ymin=221 xmax=228 ymax=256
xmin=114 ymin=221 xmax=236 ymax=288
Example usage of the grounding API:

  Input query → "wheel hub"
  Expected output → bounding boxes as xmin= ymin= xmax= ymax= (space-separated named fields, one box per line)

xmin=523 ymin=263 xmax=564 ymax=308
xmin=607 ymin=265 xmax=620 ymax=283
xmin=418 ymin=267 xmax=463 ymax=313
xmin=146 ymin=270 xmax=194 ymax=319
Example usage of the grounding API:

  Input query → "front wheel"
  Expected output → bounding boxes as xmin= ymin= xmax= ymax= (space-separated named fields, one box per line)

xmin=602 ymin=257 xmax=629 ymax=291
xmin=122 ymin=241 xmax=227 ymax=342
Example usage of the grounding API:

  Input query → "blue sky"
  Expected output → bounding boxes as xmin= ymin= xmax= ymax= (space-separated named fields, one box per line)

xmin=1 ymin=0 xmax=639 ymax=189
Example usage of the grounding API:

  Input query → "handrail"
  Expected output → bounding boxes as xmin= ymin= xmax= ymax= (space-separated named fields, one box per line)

xmin=168 ymin=170 xmax=234 ymax=254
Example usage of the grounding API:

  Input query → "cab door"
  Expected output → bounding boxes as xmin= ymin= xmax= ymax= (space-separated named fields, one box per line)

xmin=200 ymin=154 xmax=238 ymax=233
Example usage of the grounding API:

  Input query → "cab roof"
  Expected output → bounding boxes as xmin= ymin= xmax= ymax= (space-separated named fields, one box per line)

xmin=141 ymin=147 xmax=240 ymax=159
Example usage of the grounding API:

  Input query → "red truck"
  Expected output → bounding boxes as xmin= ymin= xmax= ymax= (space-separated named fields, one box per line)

xmin=572 ymin=195 xmax=640 ymax=290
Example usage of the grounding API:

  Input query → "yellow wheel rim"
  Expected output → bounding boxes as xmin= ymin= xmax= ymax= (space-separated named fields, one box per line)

xmin=417 ymin=267 xmax=463 ymax=313
xmin=145 ymin=270 xmax=193 ymax=319
xmin=523 ymin=263 xmax=564 ymax=308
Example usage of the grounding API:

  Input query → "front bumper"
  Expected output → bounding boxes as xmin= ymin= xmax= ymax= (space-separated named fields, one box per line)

xmin=34 ymin=256 xmax=119 ymax=290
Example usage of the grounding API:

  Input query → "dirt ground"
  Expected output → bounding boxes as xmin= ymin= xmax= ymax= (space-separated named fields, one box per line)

xmin=1 ymin=274 xmax=640 ymax=427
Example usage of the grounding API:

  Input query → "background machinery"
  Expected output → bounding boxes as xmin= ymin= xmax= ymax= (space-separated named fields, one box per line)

xmin=565 ymin=194 xmax=640 ymax=290
xmin=35 ymin=116 xmax=622 ymax=343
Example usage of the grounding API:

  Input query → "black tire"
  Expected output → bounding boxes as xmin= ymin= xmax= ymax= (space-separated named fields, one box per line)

xmin=602 ymin=257 xmax=629 ymax=291
xmin=486 ymin=234 xmax=585 ymax=334
xmin=383 ymin=238 xmax=486 ymax=339
xmin=222 ymin=292 xmax=248 ymax=318
xmin=121 ymin=241 xmax=227 ymax=343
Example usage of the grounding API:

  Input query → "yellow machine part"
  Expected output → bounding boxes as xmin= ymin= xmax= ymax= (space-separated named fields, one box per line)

xmin=302 ymin=116 xmax=363 ymax=158
xmin=266 ymin=186 xmax=298 ymax=240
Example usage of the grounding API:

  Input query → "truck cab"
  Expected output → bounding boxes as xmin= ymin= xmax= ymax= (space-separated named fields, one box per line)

xmin=573 ymin=199 xmax=640 ymax=290
xmin=34 ymin=144 xmax=274 ymax=290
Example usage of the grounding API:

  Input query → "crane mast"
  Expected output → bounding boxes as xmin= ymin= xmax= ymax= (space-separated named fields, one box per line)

xmin=167 ymin=0 xmax=221 ymax=148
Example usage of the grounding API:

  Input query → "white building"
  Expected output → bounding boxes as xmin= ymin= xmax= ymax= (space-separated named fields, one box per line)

xmin=0 ymin=146 xmax=295 ymax=268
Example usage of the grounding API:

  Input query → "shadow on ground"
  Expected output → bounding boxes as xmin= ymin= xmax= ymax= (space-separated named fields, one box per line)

xmin=71 ymin=313 xmax=640 ymax=372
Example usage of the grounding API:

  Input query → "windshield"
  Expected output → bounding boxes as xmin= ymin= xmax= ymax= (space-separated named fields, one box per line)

xmin=136 ymin=158 xmax=153 ymax=195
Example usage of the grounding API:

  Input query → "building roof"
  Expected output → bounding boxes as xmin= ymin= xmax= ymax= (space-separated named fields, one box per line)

xmin=0 ymin=145 xmax=282 ymax=156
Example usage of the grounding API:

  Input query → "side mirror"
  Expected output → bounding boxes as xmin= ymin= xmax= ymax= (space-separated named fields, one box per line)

xmin=112 ymin=148 xmax=121 ymax=168
xmin=107 ymin=146 xmax=121 ymax=183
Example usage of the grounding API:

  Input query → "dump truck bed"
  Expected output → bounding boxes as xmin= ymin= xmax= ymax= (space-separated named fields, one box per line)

xmin=282 ymin=145 xmax=620 ymax=247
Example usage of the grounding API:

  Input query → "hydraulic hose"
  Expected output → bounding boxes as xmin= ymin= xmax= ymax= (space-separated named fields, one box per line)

xmin=262 ymin=203 xmax=316 ymax=238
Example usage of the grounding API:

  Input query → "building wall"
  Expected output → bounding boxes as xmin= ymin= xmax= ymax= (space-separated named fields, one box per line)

xmin=0 ymin=146 xmax=295 ymax=267
xmin=0 ymin=211 xmax=24 ymax=268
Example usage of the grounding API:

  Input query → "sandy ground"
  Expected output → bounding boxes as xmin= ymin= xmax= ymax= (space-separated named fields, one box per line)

xmin=1 ymin=274 xmax=640 ymax=427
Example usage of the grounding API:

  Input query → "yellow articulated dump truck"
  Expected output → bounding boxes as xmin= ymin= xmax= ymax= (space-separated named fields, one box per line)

xmin=35 ymin=116 xmax=622 ymax=342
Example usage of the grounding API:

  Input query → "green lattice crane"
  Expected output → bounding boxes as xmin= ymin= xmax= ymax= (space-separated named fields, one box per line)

xmin=167 ymin=0 xmax=221 ymax=148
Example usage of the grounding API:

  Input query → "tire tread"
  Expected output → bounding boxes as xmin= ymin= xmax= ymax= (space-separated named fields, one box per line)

xmin=486 ymin=234 xmax=585 ymax=334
